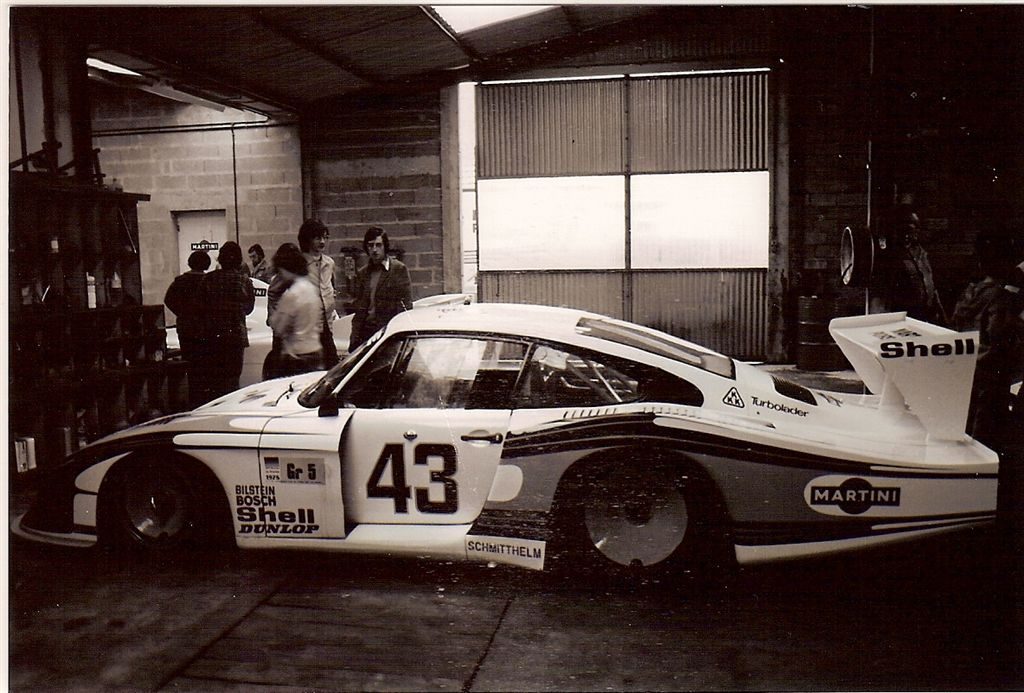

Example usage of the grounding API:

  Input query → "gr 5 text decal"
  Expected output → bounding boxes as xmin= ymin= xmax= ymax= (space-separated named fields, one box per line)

xmin=264 ymin=456 xmax=325 ymax=484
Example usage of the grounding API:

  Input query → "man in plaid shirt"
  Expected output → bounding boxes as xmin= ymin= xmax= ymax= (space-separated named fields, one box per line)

xmin=196 ymin=241 xmax=255 ymax=402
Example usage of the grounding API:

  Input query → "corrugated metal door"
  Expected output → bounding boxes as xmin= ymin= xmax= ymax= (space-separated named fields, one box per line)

xmin=476 ymin=72 xmax=770 ymax=360
xmin=629 ymin=72 xmax=767 ymax=172
xmin=477 ymin=80 xmax=624 ymax=177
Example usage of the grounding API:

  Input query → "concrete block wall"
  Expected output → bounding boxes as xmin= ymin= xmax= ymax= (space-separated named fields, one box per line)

xmin=303 ymin=93 xmax=444 ymax=303
xmin=90 ymin=82 xmax=302 ymax=306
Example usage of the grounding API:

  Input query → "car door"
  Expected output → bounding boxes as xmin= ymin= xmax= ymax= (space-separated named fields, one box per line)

xmin=340 ymin=334 xmax=528 ymax=525
xmin=256 ymin=409 xmax=354 ymax=539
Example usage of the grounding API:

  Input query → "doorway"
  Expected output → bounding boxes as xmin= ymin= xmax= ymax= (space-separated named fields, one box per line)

xmin=174 ymin=209 xmax=227 ymax=273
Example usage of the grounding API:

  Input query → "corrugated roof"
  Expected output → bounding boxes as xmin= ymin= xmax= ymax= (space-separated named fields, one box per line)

xmin=35 ymin=5 xmax=664 ymax=119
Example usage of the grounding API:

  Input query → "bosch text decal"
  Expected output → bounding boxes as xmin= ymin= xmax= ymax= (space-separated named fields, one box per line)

xmin=236 ymin=484 xmax=276 ymax=507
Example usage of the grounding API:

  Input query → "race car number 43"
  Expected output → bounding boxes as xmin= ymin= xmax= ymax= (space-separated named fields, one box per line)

xmin=366 ymin=443 xmax=459 ymax=514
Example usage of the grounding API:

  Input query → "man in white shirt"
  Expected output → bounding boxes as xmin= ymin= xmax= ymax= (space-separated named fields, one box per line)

xmin=268 ymin=244 xmax=323 ymax=377
xmin=298 ymin=219 xmax=339 ymax=368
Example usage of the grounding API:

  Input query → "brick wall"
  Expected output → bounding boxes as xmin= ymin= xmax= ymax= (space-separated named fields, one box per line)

xmin=782 ymin=8 xmax=873 ymax=302
xmin=303 ymin=93 xmax=444 ymax=304
xmin=90 ymin=82 xmax=302 ymax=306
xmin=784 ymin=6 xmax=1023 ymax=310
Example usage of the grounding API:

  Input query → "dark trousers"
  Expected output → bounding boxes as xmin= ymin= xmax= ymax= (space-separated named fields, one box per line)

xmin=321 ymin=315 xmax=339 ymax=369
xmin=180 ymin=336 xmax=208 ymax=409
xmin=192 ymin=340 xmax=245 ymax=404
xmin=263 ymin=335 xmax=283 ymax=381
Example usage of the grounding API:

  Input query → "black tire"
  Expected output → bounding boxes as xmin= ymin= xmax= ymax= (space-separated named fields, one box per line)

xmin=100 ymin=454 xmax=231 ymax=552
xmin=551 ymin=454 xmax=717 ymax=587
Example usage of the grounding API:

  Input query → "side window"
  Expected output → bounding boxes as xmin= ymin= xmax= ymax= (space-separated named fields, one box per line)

xmin=386 ymin=337 xmax=528 ymax=410
xmin=337 ymin=338 xmax=403 ymax=408
xmin=515 ymin=344 xmax=704 ymax=409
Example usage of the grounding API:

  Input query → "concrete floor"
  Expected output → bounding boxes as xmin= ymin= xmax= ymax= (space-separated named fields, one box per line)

xmin=9 ymin=526 xmax=1022 ymax=691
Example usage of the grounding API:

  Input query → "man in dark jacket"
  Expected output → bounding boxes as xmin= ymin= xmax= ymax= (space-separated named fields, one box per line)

xmin=164 ymin=250 xmax=211 ymax=407
xmin=197 ymin=241 xmax=255 ymax=402
xmin=349 ymin=226 xmax=412 ymax=351
xmin=951 ymin=230 xmax=1023 ymax=447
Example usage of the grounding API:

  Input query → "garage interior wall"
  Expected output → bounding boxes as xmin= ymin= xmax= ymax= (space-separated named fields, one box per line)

xmin=90 ymin=82 xmax=303 ymax=309
xmin=302 ymin=93 xmax=446 ymax=308
xmin=475 ymin=72 xmax=771 ymax=360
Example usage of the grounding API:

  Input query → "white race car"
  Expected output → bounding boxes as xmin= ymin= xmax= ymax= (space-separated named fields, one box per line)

xmin=166 ymin=277 xmax=472 ymax=387
xmin=15 ymin=305 xmax=998 ymax=582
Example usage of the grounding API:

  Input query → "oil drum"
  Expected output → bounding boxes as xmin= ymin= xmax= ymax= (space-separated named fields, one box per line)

xmin=796 ymin=296 xmax=852 ymax=371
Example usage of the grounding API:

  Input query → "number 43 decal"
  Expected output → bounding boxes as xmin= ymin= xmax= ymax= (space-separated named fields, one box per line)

xmin=366 ymin=443 xmax=458 ymax=514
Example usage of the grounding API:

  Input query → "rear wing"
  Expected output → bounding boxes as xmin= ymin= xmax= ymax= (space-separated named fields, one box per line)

xmin=829 ymin=312 xmax=979 ymax=442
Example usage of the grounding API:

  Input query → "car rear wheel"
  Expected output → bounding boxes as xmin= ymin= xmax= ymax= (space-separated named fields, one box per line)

xmin=553 ymin=457 xmax=709 ymax=585
xmin=101 ymin=456 xmax=229 ymax=551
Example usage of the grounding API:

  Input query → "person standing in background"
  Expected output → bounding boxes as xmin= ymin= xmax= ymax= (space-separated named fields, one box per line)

xmin=951 ymin=229 xmax=1023 ymax=448
xmin=164 ymin=250 xmax=211 ymax=407
xmin=198 ymin=241 xmax=255 ymax=401
xmin=268 ymin=244 xmax=323 ymax=378
xmin=299 ymin=219 xmax=339 ymax=369
xmin=263 ymin=242 xmax=300 ymax=380
xmin=248 ymin=243 xmax=273 ymax=283
xmin=349 ymin=226 xmax=412 ymax=351
xmin=873 ymin=204 xmax=947 ymax=325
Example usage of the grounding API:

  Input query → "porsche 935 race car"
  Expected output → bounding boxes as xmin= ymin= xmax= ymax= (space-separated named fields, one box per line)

xmin=14 ymin=304 xmax=998 ymax=579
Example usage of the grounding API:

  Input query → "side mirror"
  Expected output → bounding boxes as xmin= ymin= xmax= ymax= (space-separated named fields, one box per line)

xmin=318 ymin=395 xmax=339 ymax=418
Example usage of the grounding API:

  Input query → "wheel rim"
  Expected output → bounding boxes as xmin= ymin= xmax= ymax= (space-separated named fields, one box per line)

xmin=122 ymin=467 xmax=191 ymax=543
xmin=583 ymin=464 xmax=689 ymax=568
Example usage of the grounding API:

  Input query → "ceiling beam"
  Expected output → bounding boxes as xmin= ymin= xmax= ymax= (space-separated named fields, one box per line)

xmin=247 ymin=8 xmax=383 ymax=86
xmin=72 ymin=7 xmax=300 ymax=116
xmin=420 ymin=6 xmax=483 ymax=63
xmin=561 ymin=6 xmax=584 ymax=35
xmin=460 ymin=8 xmax=668 ymax=82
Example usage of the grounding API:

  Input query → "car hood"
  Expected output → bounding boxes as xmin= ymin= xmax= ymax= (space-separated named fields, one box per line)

xmin=190 ymin=372 xmax=325 ymax=415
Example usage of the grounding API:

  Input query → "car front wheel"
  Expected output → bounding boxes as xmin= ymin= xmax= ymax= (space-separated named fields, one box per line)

xmin=101 ymin=455 xmax=229 ymax=551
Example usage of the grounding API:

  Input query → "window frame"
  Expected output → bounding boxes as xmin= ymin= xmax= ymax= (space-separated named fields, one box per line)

xmin=355 ymin=332 xmax=532 ymax=411
xmin=512 ymin=338 xmax=704 ymax=410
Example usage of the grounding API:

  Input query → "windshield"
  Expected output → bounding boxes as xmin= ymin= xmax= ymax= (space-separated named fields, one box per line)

xmin=298 ymin=329 xmax=383 ymax=407
xmin=575 ymin=317 xmax=735 ymax=379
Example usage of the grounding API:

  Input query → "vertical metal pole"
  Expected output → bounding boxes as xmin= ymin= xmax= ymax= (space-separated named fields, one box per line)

xmin=231 ymin=125 xmax=240 ymax=245
xmin=622 ymin=77 xmax=633 ymax=323
xmin=12 ymin=19 xmax=28 ymax=170
xmin=864 ymin=7 xmax=876 ymax=315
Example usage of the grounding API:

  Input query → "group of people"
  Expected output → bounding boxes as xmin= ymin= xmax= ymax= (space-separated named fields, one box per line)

xmin=164 ymin=241 xmax=255 ymax=406
xmin=165 ymin=221 xmax=412 ymax=407
xmin=875 ymin=205 xmax=1023 ymax=451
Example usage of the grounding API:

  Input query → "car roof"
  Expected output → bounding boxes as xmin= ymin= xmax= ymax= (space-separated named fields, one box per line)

xmin=387 ymin=302 xmax=593 ymax=343
xmin=384 ymin=302 xmax=737 ymax=381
